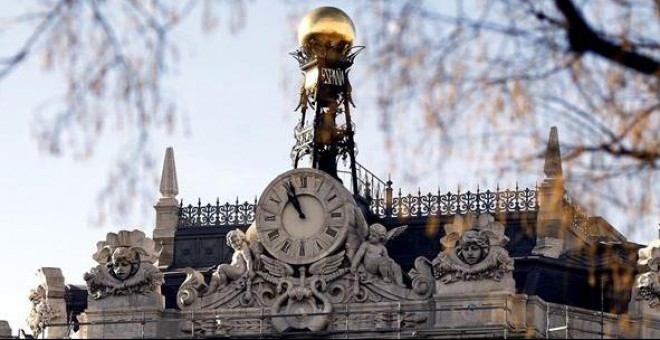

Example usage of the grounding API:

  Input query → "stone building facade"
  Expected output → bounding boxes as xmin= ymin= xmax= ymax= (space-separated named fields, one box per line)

xmin=5 ymin=6 xmax=660 ymax=339
xmin=8 ymin=130 xmax=660 ymax=339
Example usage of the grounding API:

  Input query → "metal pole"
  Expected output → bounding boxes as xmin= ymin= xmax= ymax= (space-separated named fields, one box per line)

xmin=504 ymin=298 xmax=508 ymax=339
xmin=546 ymin=304 xmax=549 ymax=339
xmin=343 ymin=97 xmax=358 ymax=195
xmin=345 ymin=303 xmax=349 ymax=339
xmin=565 ymin=306 xmax=569 ymax=339
xmin=260 ymin=307 xmax=264 ymax=338
xmin=601 ymin=274 xmax=605 ymax=339
xmin=397 ymin=301 xmax=402 ymax=339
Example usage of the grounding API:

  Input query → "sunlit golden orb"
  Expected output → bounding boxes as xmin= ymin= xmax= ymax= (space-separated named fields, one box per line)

xmin=297 ymin=7 xmax=355 ymax=48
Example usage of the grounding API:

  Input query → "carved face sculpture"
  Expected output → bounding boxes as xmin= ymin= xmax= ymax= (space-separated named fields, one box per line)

xmin=110 ymin=247 xmax=139 ymax=281
xmin=368 ymin=224 xmax=387 ymax=244
xmin=226 ymin=230 xmax=246 ymax=250
xmin=457 ymin=230 xmax=489 ymax=265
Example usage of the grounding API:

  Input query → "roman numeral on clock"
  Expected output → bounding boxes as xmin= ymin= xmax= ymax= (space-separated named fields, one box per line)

xmin=325 ymin=226 xmax=338 ymax=237
xmin=281 ymin=241 xmax=291 ymax=254
xmin=267 ymin=230 xmax=279 ymax=241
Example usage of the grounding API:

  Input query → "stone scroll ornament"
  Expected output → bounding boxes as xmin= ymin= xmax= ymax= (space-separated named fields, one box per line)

xmin=634 ymin=239 xmax=660 ymax=307
xmin=84 ymin=230 xmax=164 ymax=299
xmin=258 ymin=251 xmax=349 ymax=332
xmin=432 ymin=213 xmax=514 ymax=285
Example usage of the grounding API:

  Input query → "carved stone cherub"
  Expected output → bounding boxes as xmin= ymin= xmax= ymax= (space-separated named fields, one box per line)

xmin=109 ymin=247 xmax=140 ymax=281
xmin=351 ymin=223 xmax=407 ymax=286
xmin=456 ymin=229 xmax=489 ymax=265
xmin=432 ymin=213 xmax=514 ymax=288
xmin=84 ymin=230 xmax=164 ymax=299
xmin=208 ymin=229 xmax=255 ymax=293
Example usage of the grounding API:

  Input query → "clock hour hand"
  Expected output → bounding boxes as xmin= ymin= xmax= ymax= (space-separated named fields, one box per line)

xmin=285 ymin=181 xmax=306 ymax=219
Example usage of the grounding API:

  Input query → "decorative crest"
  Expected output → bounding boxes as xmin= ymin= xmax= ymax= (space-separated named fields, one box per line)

xmin=84 ymin=230 xmax=164 ymax=299
xmin=432 ymin=213 xmax=514 ymax=288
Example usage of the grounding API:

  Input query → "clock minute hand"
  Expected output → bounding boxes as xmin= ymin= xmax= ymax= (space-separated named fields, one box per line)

xmin=285 ymin=182 xmax=306 ymax=219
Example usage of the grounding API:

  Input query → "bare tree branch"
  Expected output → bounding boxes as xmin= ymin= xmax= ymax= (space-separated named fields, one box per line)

xmin=554 ymin=0 xmax=660 ymax=75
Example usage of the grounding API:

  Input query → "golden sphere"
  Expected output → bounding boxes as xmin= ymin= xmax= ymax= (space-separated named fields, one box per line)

xmin=297 ymin=7 xmax=355 ymax=48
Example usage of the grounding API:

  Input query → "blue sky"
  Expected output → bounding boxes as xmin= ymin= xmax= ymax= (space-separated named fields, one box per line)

xmin=0 ymin=1 xmax=655 ymax=334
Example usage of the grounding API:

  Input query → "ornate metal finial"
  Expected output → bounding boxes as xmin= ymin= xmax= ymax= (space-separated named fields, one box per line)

xmin=544 ymin=126 xmax=563 ymax=179
xmin=290 ymin=7 xmax=363 ymax=195
xmin=160 ymin=147 xmax=178 ymax=199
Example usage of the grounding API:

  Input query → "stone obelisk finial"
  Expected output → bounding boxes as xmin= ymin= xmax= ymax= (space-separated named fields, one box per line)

xmin=543 ymin=126 xmax=563 ymax=179
xmin=160 ymin=147 xmax=178 ymax=200
xmin=153 ymin=146 xmax=179 ymax=268
xmin=532 ymin=126 xmax=568 ymax=258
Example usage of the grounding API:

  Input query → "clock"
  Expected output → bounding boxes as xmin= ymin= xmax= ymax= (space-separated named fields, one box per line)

xmin=256 ymin=168 xmax=353 ymax=265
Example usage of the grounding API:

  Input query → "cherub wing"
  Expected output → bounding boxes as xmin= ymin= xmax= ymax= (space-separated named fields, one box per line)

xmin=309 ymin=250 xmax=346 ymax=276
xmin=260 ymin=255 xmax=295 ymax=277
xmin=385 ymin=225 xmax=408 ymax=244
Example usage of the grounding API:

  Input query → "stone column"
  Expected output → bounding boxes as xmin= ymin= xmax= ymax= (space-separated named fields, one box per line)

xmin=80 ymin=292 xmax=165 ymax=339
xmin=153 ymin=147 xmax=179 ymax=268
xmin=532 ymin=127 xmax=569 ymax=258
xmin=0 ymin=321 xmax=12 ymax=338
xmin=26 ymin=267 xmax=68 ymax=339
xmin=80 ymin=230 xmax=168 ymax=339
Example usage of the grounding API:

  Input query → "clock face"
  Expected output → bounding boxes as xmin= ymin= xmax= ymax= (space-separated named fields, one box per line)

xmin=256 ymin=168 xmax=352 ymax=265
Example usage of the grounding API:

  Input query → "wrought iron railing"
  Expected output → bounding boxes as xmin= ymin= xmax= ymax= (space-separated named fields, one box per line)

xmin=337 ymin=161 xmax=389 ymax=199
xmin=178 ymin=198 xmax=257 ymax=228
xmin=369 ymin=185 xmax=538 ymax=218
xmin=177 ymin=185 xmax=538 ymax=227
